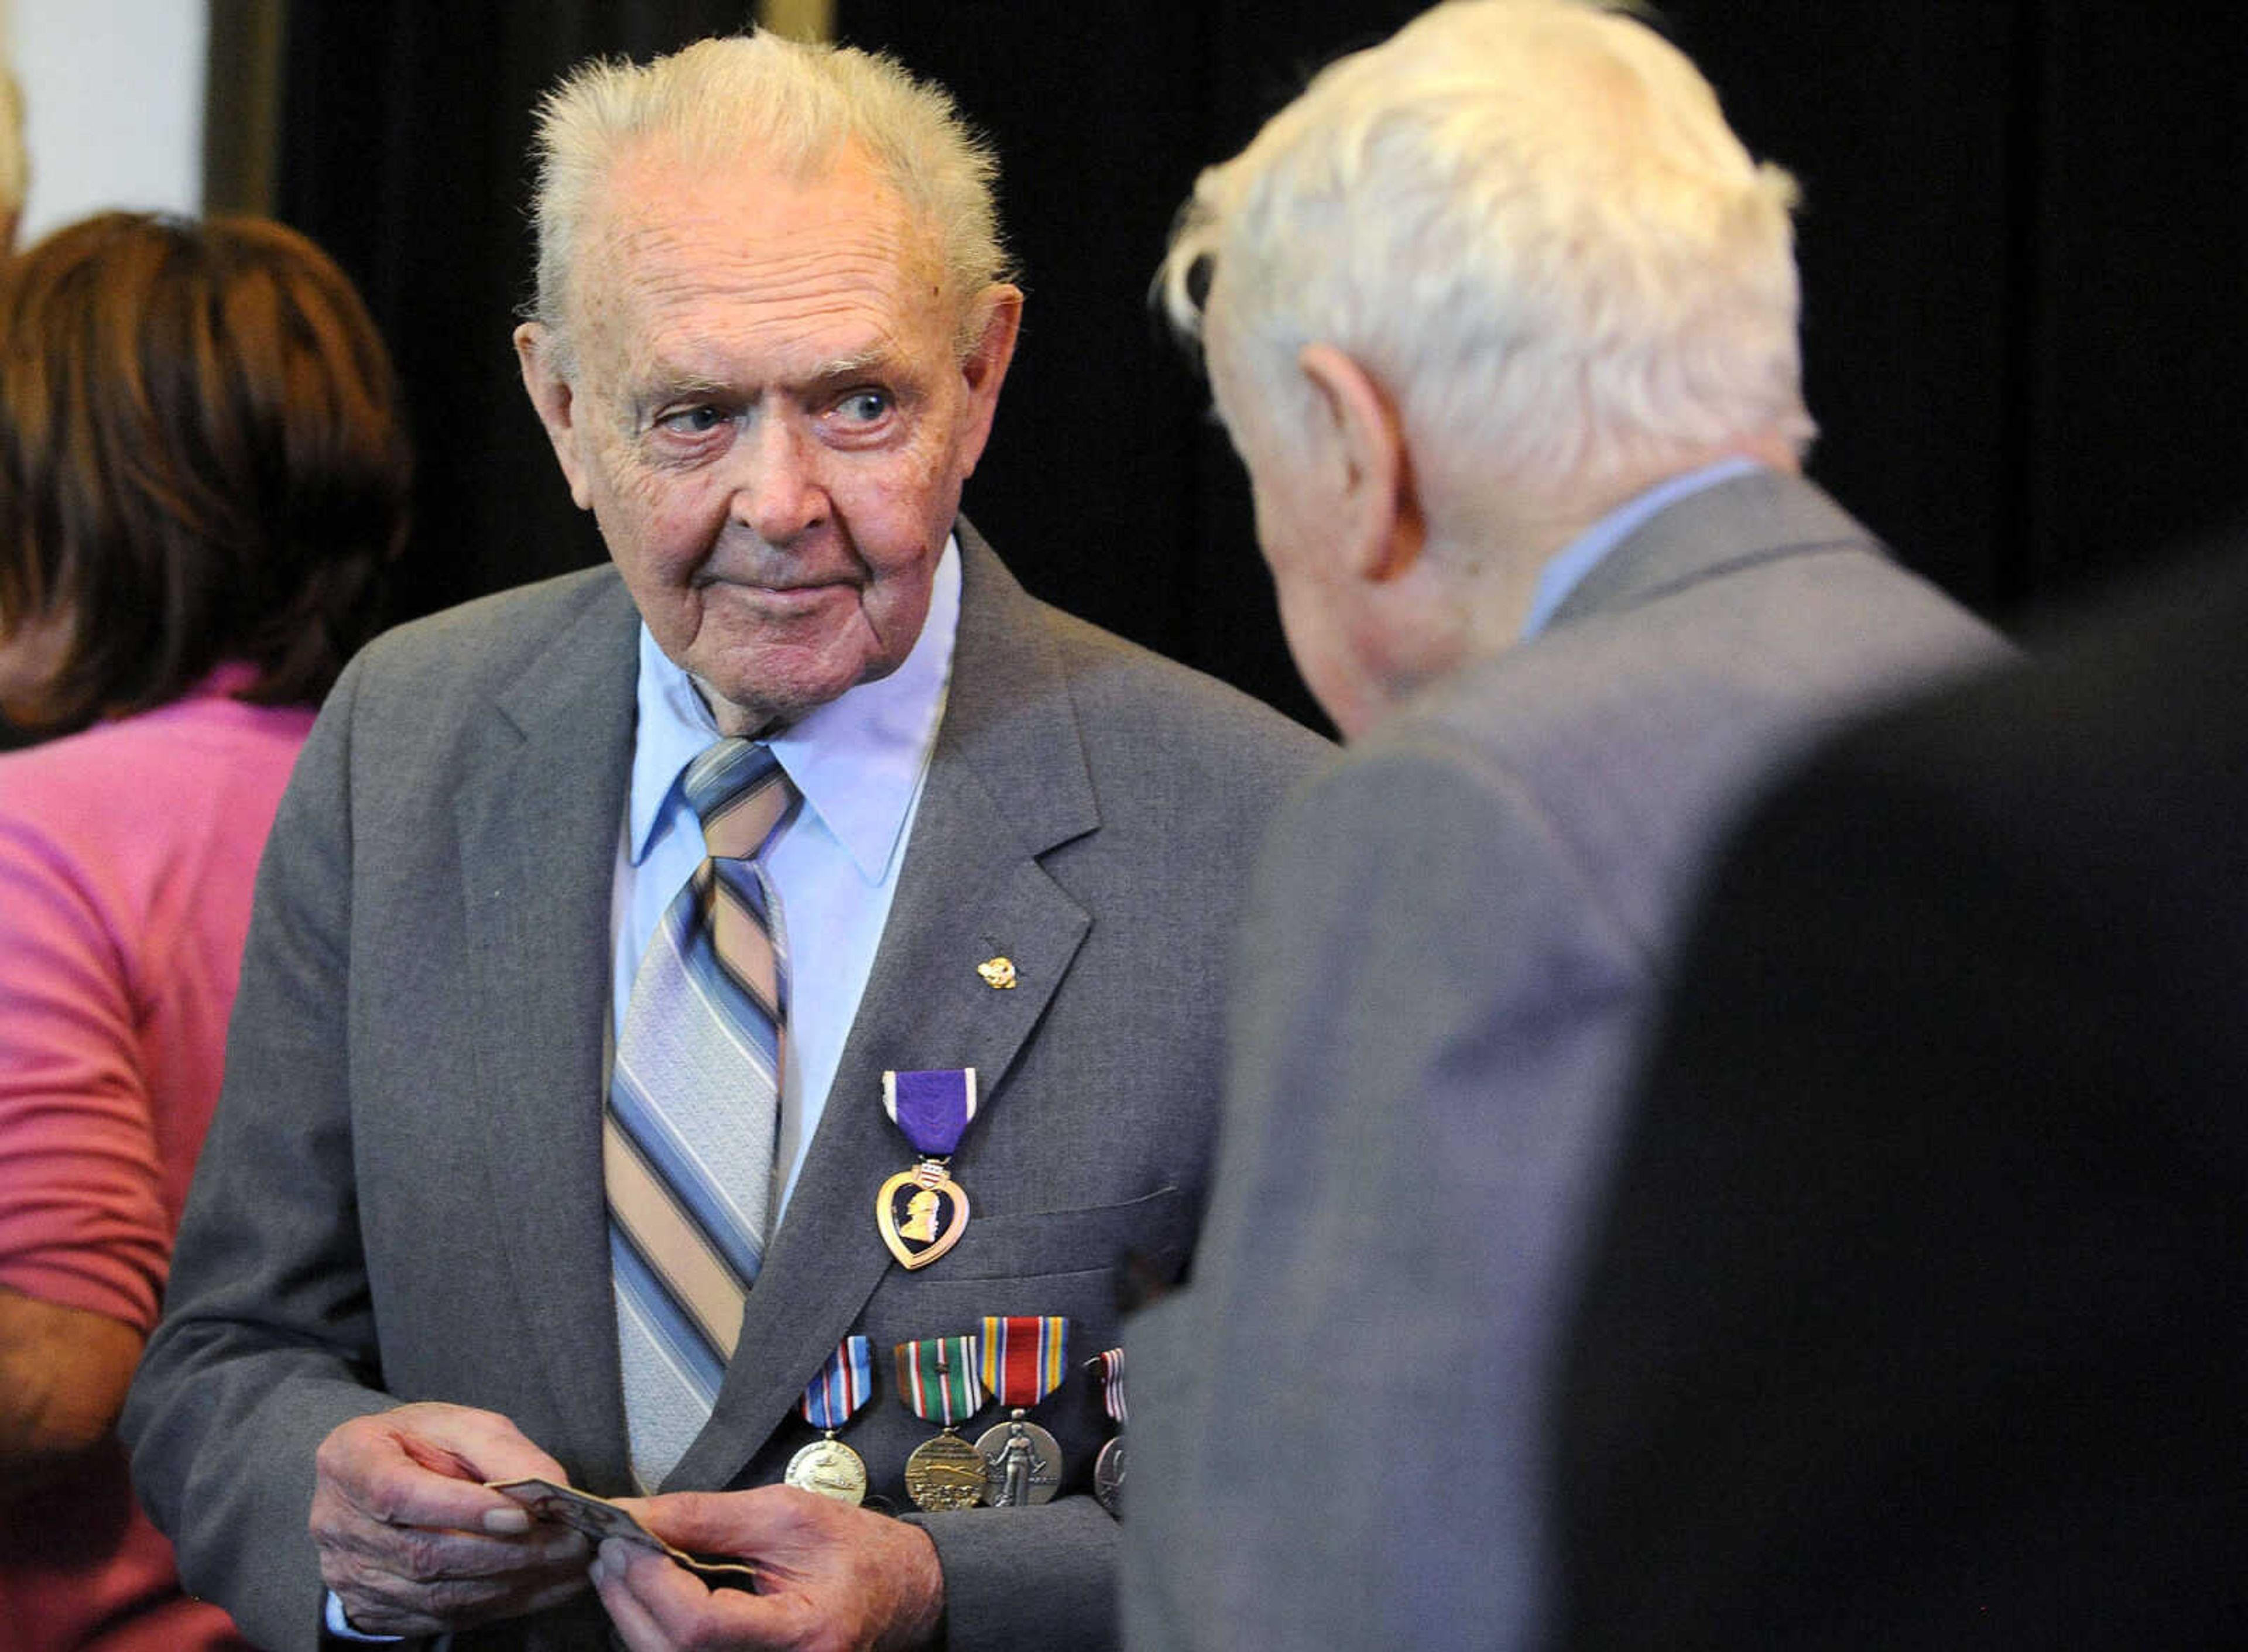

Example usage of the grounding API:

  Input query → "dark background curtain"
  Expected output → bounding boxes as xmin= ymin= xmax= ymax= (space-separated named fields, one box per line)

xmin=261 ymin=2 xmax=2248 ymax=736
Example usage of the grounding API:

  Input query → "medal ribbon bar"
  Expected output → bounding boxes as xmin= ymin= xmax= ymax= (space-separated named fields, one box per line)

xmin=882 ymin=1068 xmax=979 ymax=1156
xmin=979 ymin=1315 xmax=1070 ymax=1408
xmin=893 ymin=1335 xmax=986 ymax=1427
xmin=800 ymin=1335 xmax=873 ymax=1431
xmin=1093 ymin=1346 xmax=1128 ymax=1425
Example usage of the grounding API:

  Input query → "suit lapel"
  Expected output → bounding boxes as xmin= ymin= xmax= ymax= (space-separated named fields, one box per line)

xmin=674 ymin=523 xmax=1099 ymax=1489
xmin=455 ymin=574 xmax=641 ymax=1486
xmin=1548 ymin=469 xmax=1884 ymax=630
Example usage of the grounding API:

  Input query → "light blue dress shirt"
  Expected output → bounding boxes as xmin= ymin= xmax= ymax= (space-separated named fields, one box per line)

xmin=611 ymin=538 xmax=960 ymax=1221
xmin=1518 ymin=457 xmax=1766 ymax=640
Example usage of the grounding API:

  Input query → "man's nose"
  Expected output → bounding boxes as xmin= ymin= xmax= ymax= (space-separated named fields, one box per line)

xmin=728 ymin=415 xmax=829 ymax=543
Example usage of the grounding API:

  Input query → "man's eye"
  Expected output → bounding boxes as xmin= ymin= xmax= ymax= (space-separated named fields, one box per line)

xmin=657 ymin=405 xmax=728 ymax=435
xmin=835 ymin=389 xmax=891 ymax=424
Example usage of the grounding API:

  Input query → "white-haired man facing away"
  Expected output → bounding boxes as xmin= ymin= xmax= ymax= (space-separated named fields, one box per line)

xmin=1122 ymin=3 xmax=2007 ymax=1647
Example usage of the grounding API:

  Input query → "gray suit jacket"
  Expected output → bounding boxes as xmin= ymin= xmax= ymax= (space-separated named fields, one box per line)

xmin=122 ymin=526 xmax=1327 ymax=1651
xmin=1120 ymin=472 xmax=2009 ymax=1651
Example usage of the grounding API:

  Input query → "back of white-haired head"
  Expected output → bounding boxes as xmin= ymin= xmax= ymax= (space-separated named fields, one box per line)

xmin=1160 ymin=0 xmax=1814 ymax=508
xmin=527 ymin=31 xmax=1009 ymax=366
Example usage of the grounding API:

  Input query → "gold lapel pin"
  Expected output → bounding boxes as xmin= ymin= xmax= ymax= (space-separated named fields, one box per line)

xmin=977 ymin=957 xmax=1017 ymax=990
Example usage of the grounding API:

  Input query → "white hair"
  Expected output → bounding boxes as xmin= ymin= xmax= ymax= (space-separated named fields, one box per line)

xmin=1159 ymin=0 xmax=1814 ymax=507
xmin=526 ymin=31 xmax=1009 ymax=366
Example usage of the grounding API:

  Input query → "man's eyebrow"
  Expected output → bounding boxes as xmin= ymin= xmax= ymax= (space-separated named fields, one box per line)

xmin=631 ymin=369 xmax=731 ymax=406
xmin=639 ymin=345 xmax=897 ymax=399
xmin=804 ymin=344 xmax=895 ymax=383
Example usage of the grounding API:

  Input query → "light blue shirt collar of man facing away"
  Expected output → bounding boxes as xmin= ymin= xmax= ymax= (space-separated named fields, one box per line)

xmin=1519 ymin=457 xmax=1767 ymax=640
xmin=613 ymin=534 xmax=960 ymax=1219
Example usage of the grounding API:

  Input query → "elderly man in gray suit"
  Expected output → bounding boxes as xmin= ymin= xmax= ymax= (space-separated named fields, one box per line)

xmin=1122 ymin=2 xmax=2008 ymax=1648
xmin=121 ymin=32 xmax=1321 ymax=1652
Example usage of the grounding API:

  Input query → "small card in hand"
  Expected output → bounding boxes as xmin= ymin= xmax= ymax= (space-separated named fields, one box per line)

xmin=486 ymin=1478 xmax=759 ymax=1591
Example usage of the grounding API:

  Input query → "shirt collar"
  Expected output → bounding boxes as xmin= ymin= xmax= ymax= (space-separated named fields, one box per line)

xmin=1519 ymin=456 xmax=1767 ymax=640
xmin=626 ymin=536 xmax=961 ymax=882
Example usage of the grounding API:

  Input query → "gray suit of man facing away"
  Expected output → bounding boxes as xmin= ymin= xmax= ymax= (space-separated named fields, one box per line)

xmin=1122 ymin=4 xmax=2009 ymax=1648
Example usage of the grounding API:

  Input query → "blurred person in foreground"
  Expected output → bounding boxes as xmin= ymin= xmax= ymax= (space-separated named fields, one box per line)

xmin=1121 ymin=2 xmax=2008 ymax=1647
xmin=1556 ymin=536 xmax=2248 ymax=1648
xmin=122 ymin=30 xmax=1322 ymax=1652
xmin=0 ymin=211 xmax=407 ymax=1650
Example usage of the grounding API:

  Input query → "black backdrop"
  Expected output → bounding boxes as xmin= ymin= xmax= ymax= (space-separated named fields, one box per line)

xmin=264 ymin=2 xmax=2248 ymax=735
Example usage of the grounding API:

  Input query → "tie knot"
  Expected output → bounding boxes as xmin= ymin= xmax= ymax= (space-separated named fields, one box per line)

xmin=681 ymin=738 xmax=793 ymax=861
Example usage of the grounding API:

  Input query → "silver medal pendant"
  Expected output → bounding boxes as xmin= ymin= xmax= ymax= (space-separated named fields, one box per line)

xmin=974 ymin=1411 xmax=1063 ymax=1506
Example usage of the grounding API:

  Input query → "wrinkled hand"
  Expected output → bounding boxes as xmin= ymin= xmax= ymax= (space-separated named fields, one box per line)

xmin=592 ymin=1487 xmax=943 ymax=1652
xmin=310 ymin=1401 xmax=592 ymax=1637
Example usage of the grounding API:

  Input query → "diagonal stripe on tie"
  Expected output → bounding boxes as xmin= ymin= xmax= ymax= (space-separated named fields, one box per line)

xmin=604 ymin=1115 xmax=753 ymax=1353
xmin=707 ymin=868 xmax=783 ymax=1021
xmin=608 ymin=736 xmax=796 ymax=1489
xmin=606 ymin=1081 xmax=766 ymax=1288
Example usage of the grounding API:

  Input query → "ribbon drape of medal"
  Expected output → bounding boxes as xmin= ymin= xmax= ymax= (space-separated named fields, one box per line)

xmin=1090 ymin=1346 xmax=1127 ymax=1516
xmin=896 ymin=1334 xmax=986 ymax=1425
xmin=783 ymin=1337 xmax=875 ymax=1504
xmin=876 ymin=1069 xmax=977 ymax=1269
xmin=975 ymin=1316 xmax=1069 ymax=1507
xmin=800 ymin=1335 xmax=875 ymax=1432
xmin=894 ymin=1335 xmax=989 ymax=1510
xmin=1093 ymin=1347 xmax=1128 ymax=1427
xmin=980 ymin=1315 xmax=1068 ymax=1409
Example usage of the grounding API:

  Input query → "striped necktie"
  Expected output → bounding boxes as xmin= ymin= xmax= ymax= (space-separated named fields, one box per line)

xmin=606 ymin=737 xmax=795 ymax=1489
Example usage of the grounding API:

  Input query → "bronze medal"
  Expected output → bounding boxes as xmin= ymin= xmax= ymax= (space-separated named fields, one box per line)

xmin=894 ymin=1334 xmax=990 ymax=1510
xmin=975 ymin=1414 xmax=1064 ymax=1506
xmin=784 ymin=1436 xmax=869 ymax=1504
xmin=790 ymin=1337 xmax=874 ymax=1504
xmin=903 ymin=1429 xmax=988 ymax=1510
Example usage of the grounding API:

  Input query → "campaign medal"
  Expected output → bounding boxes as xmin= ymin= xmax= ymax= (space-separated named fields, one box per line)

xmin=1090 ymin=1347 xmax=1127 ymax=1517
xmin=784 ymin=1336 xmax=874 ymax=1504
xmin=895 ymin=1335 xmax=989 ymax=1510
xmin=877 ymin=1069 xmax=976 ymax=1270
xmin=974 ymin=1315 xmax=1068 ymax=1506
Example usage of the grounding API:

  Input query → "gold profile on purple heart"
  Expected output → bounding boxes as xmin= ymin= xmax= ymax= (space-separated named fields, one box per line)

xmin=876 ymin=1161 xmax=971 ymax=1270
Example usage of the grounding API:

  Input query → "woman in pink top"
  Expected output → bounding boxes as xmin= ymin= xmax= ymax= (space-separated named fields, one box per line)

xmin=0 ymin=211 xmax=410 ymax=1650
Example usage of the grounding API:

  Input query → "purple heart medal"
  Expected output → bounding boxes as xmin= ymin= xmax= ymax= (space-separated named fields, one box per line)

xmin=876 ymin=1068 xmax=976 ymax=1270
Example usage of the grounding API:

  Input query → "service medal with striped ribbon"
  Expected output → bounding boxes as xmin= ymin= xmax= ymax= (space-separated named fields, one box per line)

xmin=1090 ymin=1347 xmax=1127 ymax=1516
xmin=785 ymin=1336 xmax=874 ymax=1504
xmin=895 ymin=1335 xmax=988 ymax=1510
xmin=975 ymin=1316 xmax=1069 ymax=1506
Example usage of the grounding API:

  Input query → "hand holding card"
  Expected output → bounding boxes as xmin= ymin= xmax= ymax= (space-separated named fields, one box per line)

xmin=487 ymin=1478 xmax=759 ymax=1589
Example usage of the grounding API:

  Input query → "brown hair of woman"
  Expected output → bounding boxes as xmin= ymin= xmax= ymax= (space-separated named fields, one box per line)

xmin=0 ymin=211 xmax=410 ymax=731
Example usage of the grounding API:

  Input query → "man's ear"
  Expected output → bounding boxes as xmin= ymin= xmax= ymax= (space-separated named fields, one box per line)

xmin=515 ymin=321 xmax=596 ymax=512
xmin=953 ymin=284 xmax=1024 ymax=479
xmin=1299 ymin=342 xmax=1423 ymax=585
